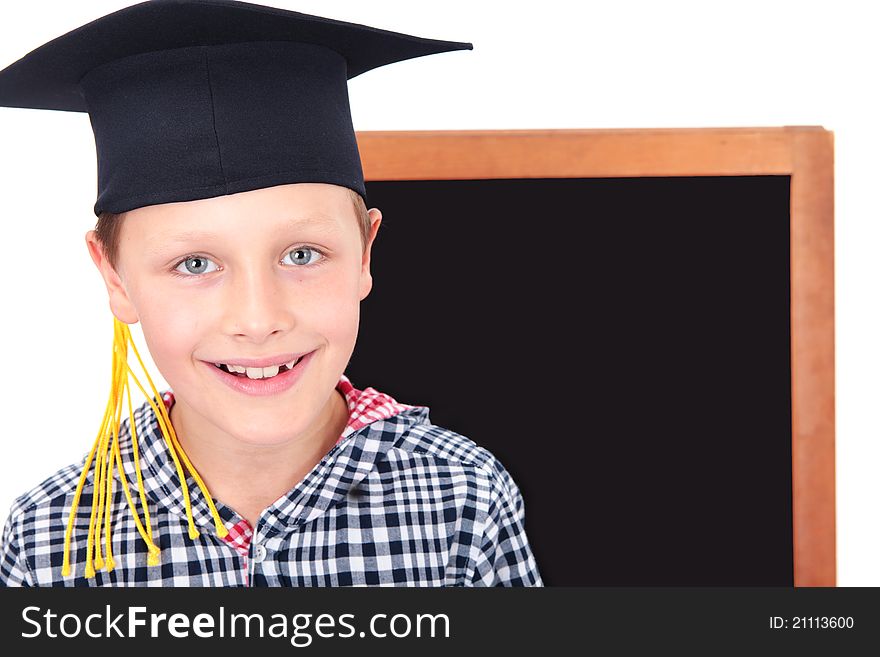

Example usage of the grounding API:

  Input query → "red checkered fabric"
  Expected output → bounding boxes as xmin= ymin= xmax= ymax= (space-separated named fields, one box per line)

xmin=221 ymin=519 xmax=253 ymax=558
xmin=334 ymin=374 xmax=416 ymax=443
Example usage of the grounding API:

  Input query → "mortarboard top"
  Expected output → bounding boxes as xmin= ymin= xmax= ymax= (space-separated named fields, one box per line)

xmin=0 ymin=0 xmax=472 ymax=216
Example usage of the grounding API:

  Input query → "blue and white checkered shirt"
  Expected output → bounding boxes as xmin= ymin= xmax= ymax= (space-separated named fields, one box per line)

xmin=0 ymin=376 xmax=542 ymax=587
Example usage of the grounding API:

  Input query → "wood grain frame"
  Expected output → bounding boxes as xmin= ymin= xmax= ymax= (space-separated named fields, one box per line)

xmin=357 ymin=127 xmax=835 ymax=586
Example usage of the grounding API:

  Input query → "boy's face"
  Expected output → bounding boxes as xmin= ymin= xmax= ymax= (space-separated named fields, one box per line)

xmin=86 ymin=182 xmax=381 ymax=446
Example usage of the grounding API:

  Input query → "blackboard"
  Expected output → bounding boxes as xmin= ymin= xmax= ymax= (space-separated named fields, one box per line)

xmin=347 ymin=175 xmax=794 ymax=585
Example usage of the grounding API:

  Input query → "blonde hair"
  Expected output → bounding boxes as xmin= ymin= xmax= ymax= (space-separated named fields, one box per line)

xmin=94 ymin=186 xmax=372 ymax=272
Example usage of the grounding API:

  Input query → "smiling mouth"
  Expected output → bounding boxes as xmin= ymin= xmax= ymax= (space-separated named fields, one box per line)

xmin=212 ymin=355 xmax=305 ymax=380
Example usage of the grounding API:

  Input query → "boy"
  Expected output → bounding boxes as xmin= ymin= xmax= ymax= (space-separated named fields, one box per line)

xmin=0 ymin=0 xmax=542 ymax=586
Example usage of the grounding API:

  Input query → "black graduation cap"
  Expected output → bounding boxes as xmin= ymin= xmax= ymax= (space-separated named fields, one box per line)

xmin=0 ymin=0 xmax=472 ymax=216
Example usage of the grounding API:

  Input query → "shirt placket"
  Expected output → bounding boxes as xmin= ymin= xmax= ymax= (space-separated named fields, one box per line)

xmin=219 ymin=516 xmax=254 ymax=586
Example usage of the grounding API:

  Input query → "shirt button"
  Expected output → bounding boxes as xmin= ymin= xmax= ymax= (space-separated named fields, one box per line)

xmin=253 ymin=543 xmax=267 ymax=563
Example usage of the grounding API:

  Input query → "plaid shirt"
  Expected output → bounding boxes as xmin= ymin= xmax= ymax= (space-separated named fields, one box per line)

xmin=0 ymin=375 xmax=542 ymax=587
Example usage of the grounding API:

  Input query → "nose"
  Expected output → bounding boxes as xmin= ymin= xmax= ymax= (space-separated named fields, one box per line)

xmin=222 ymin=262 xmax=295 ymax=343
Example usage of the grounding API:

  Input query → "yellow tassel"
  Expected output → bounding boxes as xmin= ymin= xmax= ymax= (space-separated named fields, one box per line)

xmin=125 ymin=362 xmax=156 ymax=550
xmin=147 ymin=547 xmax=161 ymax=566
xmin=61 ymin=318 xmax=228 ymax=579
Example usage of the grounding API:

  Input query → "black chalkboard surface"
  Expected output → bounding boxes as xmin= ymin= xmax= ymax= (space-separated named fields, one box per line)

xmin=346 ymin=176 xmax=793 ymax=586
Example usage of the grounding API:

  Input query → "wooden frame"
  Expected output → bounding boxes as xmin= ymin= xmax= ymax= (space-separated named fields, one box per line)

xmin=357 ymin=127 xmax=835 ymax=587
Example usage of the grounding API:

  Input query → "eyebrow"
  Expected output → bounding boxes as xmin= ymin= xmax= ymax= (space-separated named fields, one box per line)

xmin=145 ymin=214 xmax=340 ymax=254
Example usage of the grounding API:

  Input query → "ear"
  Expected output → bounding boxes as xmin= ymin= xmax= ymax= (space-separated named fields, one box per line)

xmin=85 ymin=230 xmax=139 ymax=324
xmin=358 ymin=208 xmax=382 ymax=301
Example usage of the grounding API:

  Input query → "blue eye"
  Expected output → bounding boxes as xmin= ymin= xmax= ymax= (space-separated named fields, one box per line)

xmin=174 ymin=255 xmax=219 ymax=276
xmin=282 ymin=246 xmax=324 ymax=267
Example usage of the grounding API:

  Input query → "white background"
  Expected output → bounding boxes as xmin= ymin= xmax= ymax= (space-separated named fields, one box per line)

xmin=0 ymin=0 xmax=876 ymax=585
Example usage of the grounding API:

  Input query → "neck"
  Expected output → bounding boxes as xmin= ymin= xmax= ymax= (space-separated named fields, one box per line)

xmin=168 ymin=387 xmax=350 ymax=529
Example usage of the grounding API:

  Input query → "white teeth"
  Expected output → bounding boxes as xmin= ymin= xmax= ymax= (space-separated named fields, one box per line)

xmin=217 ymin=356 xmax=304 ymax=379
xmin=242 ymin=364 xmax=281 ymax=380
